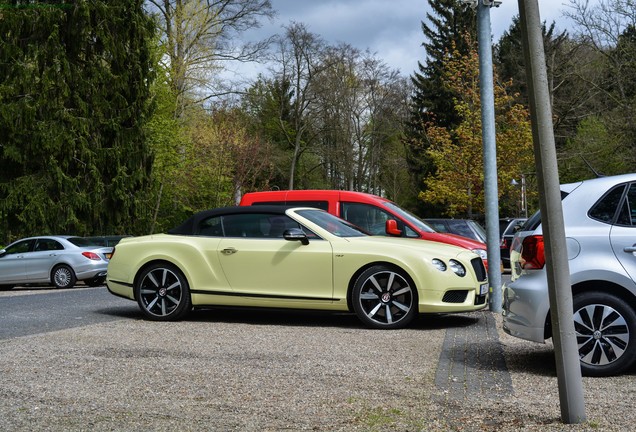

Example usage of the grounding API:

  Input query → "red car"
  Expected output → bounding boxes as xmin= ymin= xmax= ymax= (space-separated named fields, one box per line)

xmin=240 ymin=190 xmax=490 ymax=269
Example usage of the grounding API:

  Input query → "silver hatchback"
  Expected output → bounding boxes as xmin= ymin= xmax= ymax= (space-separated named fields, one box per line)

xmin=0 ymin=236 xmax=113 ymax=290
xmin=503 ymin=173 xmax=636 ymax=376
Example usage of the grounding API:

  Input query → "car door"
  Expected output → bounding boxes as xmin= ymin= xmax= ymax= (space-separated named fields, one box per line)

xmin=214 ymin=213 xmax=334 ymax=300
xmin=26 ymin=238 xmax=64 ymax=281
xmin=611 ymin=182 xmax=636 ymax=283
xmin=0 ymin=239 xmax=34 ymax=284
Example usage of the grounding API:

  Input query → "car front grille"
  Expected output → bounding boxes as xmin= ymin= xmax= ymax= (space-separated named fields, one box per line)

xmin=471 ymin=257 xmax=487 ymax=281
xmin=442 ymin=290 xmax=468 ymax=303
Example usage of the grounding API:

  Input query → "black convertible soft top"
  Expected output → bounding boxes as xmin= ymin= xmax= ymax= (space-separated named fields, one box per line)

xmin=167 ymin=205 xmax=296 ymax=235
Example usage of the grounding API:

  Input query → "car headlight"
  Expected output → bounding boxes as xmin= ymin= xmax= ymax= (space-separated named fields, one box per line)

xmin=432 ymin=258 xmax=447 ymax=272
xmin=449 ymin=259 xmax=466 ymax=277
xmin=472 ymin=248 xmax=488 ymax=261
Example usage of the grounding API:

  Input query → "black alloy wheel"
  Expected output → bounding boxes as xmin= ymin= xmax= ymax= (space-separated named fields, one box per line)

xmin=352 ymin=265 xmax=417 ymax=329
xmin=573 ymin=292 xmax=636 ymax=376
xmin=135 ymin=263 xmax=191 ymax=321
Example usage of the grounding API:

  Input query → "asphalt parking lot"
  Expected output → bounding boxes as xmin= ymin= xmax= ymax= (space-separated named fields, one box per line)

xmin=1 ymin=285 xmax=635 ymax=431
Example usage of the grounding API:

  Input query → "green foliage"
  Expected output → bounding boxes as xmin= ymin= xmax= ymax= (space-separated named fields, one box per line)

xmin=0 ymin=0 xmax=156 ymax=242
xmin=403 ymin=0 xmax=475 ymax=216
xmin=420 ymin=39 xmax=534 ymax=218
xmin=559 ymin=116 xmax=631 ymax=182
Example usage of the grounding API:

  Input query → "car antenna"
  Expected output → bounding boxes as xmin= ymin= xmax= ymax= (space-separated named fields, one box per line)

xmin=580 ymin=156 xmax=604 ymax=178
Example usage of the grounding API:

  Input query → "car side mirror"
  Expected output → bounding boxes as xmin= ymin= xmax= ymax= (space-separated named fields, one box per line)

xmin=0 ymin=249 xmax=6 ymax=258
xmin=385 ymin=220 xmax=402 ymax=236
xmin=283 ymin=228 xmax=309 ymax=245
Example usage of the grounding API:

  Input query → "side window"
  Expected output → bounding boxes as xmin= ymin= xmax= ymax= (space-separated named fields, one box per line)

xmin=199 ymin=213 xmax=308 ymax=239
xmin=4 ymin=239 xmax=34 ymax=255
xmin=251 ymin=200 xmax=329 ymax=211
xmin=199 ymin=216 xmax=224 ymax=236
xmin=341 ymin=202 xmax=396 ymax=236
xmin=616 ymin=183 xmax=636 ymax=226
xmin=446 ymin=220 xmax=474 ymax=239
xmin=427 ymin=221 xmax=449 ymax=233
xmin=589 ymin=184 xmax=626 ymax=224
xmin=34 ymin=239 xmax=64 ymax=252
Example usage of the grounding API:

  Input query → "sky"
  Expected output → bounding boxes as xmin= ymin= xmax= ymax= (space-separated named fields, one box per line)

xmin=236 ymin=0 xmax=581 ymax=80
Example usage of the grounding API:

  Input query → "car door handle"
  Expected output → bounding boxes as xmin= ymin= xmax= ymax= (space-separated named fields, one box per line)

xmin=221 ymin=248 xmax=238 ymax=255
xmin=624 ymin=246 xmax=636 ymax=253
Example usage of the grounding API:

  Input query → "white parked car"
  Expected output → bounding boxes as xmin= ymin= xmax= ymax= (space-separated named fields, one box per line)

xmin=0 ymin=236 xmax=113 ymax=290
xmin=503 ymin=173 xmax=636 ymax=376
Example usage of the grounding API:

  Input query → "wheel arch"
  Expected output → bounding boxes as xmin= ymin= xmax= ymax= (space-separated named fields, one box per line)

xmin=543 ymin=279 xmax=636 ymax=339
xmin=346 ymin=261 xmax=417 ymax=311
xmin=49 ymin=263 xmax=75 ymax=281
xmin=132 ymin=259 xmax=190 ymax=300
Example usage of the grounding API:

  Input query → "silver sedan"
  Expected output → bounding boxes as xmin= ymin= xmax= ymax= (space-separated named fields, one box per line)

xmin=0 ymin=236 xmax=113 ymax=290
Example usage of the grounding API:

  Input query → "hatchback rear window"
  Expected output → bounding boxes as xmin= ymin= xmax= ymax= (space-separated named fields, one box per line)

xmin=521 ymin=190 xmax=570 ymax=231
xmin=589 ymin=184 xmax=627 ymax=223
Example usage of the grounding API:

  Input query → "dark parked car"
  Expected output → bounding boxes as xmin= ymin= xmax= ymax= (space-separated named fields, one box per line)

xmin=84 ymin=235 xmax=131 ymax=247
xmin=424 ymin=218 xmax=487 ymax=244
xmin=499 ymin=218 xmax=526 ymax=271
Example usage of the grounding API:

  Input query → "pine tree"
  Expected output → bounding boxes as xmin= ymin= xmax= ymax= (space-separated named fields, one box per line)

xmin=402 ymin=0 xmax=475 ymax=216
xmin=0 ymin=0 xmax=156 ymax=241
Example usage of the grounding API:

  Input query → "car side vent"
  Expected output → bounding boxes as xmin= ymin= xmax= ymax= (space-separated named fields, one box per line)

xmin=471 ymin=257 xmax=487 ymax=281
xmin=442 ymin=290 xmax=468 ymax=303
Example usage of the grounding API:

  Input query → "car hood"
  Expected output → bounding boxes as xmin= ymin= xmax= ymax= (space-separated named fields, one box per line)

xmin=347 ymin=235 xmax=479 ymax=259
xmin=422 ymin=231 xmax=487 ymax=250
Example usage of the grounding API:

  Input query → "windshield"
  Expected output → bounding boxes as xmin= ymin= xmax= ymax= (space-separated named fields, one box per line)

xmin=382 ymin=202 xmax=436 ymax=233
xmin=296 ymin=209 xmax=368 ymax=237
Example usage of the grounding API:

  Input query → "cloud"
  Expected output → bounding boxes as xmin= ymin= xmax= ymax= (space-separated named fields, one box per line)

xmin=237 ymin=0 xmax=577 ymax=80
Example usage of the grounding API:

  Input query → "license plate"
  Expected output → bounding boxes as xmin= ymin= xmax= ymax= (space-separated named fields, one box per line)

xmin=480 ymin=283 xmax=489 ymax=295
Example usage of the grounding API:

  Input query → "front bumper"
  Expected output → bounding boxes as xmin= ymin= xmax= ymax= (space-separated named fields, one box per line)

xmin=502 ymin=270 xmax=550 ymax=343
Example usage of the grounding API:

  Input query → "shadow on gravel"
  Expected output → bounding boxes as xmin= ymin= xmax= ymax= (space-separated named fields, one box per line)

xmin=189 ymin=307 xmax=362 ymax=329
xmin=503 ymin=344 xmax=557 ymax=376
xmin=99 ymin=305 xmax=487 ymax=332
xmin=94 ymin=306 xmax=143 ymax=320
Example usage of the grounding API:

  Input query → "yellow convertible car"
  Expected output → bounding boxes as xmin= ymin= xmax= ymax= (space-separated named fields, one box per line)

xmin=107 ymin=206 xmax=489 ymax=329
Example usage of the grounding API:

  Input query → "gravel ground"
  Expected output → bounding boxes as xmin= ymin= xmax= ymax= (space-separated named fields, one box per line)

xmin=0 ymin=301 xmax=635 ymax=431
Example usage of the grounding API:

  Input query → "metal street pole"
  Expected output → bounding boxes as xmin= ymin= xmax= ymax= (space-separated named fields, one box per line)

xmin=518 ymin=0 xmax=586 ymax=423
xmin=475 ymin=0 xmax=502 ymax=312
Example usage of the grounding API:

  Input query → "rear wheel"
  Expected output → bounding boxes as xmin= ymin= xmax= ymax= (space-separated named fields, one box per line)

xmin=573 ymin=292 xmax=636 ymax=376
xmin=352 ymin=265 xmax=417 ymax=329
xmin=135 ymin=263 xmax=191 ymax=321
xmin=52 ymin=265 xmax=76 ymax=289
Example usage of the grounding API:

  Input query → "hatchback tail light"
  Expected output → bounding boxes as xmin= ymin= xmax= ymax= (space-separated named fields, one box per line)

xmin=82 ymin=251 xmax=101 ymax=261
xmin=520 ymin=235 xmax=545 ymax=270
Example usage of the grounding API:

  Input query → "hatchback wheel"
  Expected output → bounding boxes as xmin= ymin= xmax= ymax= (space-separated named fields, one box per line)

xmin=135 ymin=263 xmax=191 ymax=321
xmin=352 ymin=266 xmax=417 ymax=329
xmin=52 ymin=265 xmax=76 ymax=289
xmin=573 ymin=292 xmax=636 ymax=376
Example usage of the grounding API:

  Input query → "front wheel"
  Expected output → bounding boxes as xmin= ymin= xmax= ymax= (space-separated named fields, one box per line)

xmin=135 ymin=263 xmax=191 ymax=321
xmin=573 ymin=292 xmax=636 ymax=376
xmin=352 ymin=265 xmax=417 ymax=329
xmin=52 ymin=265 xmax=76 ymax=289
